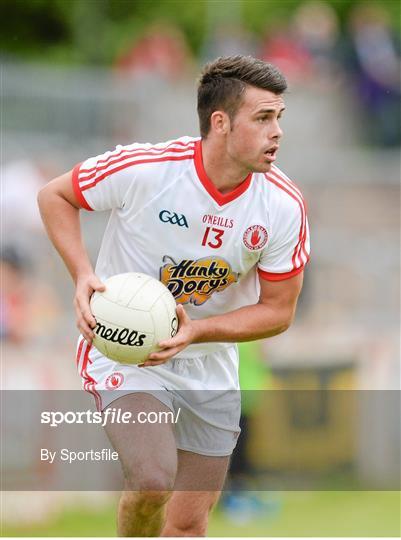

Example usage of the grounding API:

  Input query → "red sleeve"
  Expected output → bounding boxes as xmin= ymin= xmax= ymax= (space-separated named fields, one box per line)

xmin=258 ymin=262 xmax=307 ymax=282
xmin=72 ymin=162 xmax=93 ymax=211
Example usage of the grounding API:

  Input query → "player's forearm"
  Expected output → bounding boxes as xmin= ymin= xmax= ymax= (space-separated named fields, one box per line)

xmin=38 ymin=188 xmax=93 ymax=283
xmin=193 ymin=302 xmax=295 ymax=344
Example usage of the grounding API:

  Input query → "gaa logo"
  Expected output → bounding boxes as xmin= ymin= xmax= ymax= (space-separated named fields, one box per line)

xmin=159 ymin=210 xmax=188 ymax=228
xmin=105 ymin=372 xmax=124 ymax=390
xmin=243 ymin=225 xmax=268 ymax=251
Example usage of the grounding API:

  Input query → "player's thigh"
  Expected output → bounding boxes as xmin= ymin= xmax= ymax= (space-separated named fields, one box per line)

xmin=174 ymin=449 xmax=230 ymax=492
xmin=104 ymin=392 xmax=178 ymax=490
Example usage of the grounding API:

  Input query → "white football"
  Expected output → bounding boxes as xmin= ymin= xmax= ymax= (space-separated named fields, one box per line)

xmin=90 ymin=273 xmax=178 ymax=364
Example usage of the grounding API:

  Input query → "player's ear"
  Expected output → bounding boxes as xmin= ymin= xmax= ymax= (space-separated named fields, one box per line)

xmin=210 ymin=110 xmax=230 ymax=135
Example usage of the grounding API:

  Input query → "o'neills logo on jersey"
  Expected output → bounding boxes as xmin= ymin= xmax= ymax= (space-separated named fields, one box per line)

xmin=94 ymin=323 xmax=146 ymax=347
xmin=202 ymin=214 xmax=234 ymax=229
xmin=243 ymin=225 xmax=268 ymax=251
xmin=105 ymin=372 xmax=124 ymax=390
xmin=160 ymin=256 xmax=238 ymax=305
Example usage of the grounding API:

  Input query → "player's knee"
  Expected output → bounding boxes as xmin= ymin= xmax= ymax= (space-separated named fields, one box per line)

xmin=138 ymin=489 xmax=172 ymax=511
xmin=120 ymin=489 xmax=171 ymax=514
xmin=165 ymin=522 xmax=208 ymax=537
xmin=125 ymin=468 xmax=175 ymax=494
xmin=165 ymin=513 xmax=209 ymax=537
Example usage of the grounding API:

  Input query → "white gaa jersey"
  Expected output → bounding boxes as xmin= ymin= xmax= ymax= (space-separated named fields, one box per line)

xmin=73 ymin=137 xmax=310 ymax=357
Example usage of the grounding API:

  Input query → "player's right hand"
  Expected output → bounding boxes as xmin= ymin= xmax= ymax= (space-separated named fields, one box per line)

xmin=74 ymin=273 xmax=106 ymax=343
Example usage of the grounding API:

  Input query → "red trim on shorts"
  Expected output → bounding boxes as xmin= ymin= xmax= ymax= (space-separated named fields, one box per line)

xmin=258 ymin=265 xmax=306 ymax=281
xmin=79 ymin=343 xmax=91 ymax=372
xmin=76 ymin=339 xmax=102 ymax=411
xmin=72 ymin=163 xmax=93 ymax=211
xmin=84 ymin=378 xmax=102 ymax=412
xmin=75 ymin=337 xmax=85 ymax=367
xmin=194 ymin=140 xmax=252 ymax=206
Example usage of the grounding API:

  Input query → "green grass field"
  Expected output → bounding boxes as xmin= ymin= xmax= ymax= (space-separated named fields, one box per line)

xmin=2 ymin=491 xmax=400 ymax=537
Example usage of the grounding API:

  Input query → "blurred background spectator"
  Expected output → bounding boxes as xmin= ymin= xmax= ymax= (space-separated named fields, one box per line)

xmin=343 ymin=2 xmax=400 ymax=146
xmin=115 ymin=21 xmax=193 ymax=82
xmin=1 ymin=246 xmax=32 ymax=344
xmin=292 ymin=1 xmax=342 ymax=85
xmin=202 ymin=22 xmax=258 ymax=61
xmin=0 ymin=246 xmax=60 ymax=345
xmin=2 ymin=160 xmax=49 ymax=252
xmin=259 ymin=18 xmax=314 ymax=84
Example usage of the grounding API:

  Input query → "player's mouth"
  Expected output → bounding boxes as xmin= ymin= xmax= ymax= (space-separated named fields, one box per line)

xmin=264 ymin=145 xmax=279 ymax=163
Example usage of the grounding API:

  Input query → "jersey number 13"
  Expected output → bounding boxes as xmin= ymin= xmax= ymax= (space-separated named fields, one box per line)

xmin=201 ymin=227 xmax=225 ymax=249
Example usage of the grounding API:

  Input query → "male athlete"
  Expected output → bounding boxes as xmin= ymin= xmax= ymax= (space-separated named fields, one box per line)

xmin=38 ymin=55 xmax=310 ymax=537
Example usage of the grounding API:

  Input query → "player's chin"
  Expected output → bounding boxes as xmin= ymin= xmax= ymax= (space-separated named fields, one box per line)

xmin=252 ymin=161 xmax=273 ymax=173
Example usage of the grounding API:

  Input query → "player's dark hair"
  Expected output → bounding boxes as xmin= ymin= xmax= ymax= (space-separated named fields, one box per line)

xmin=197 ymin=55 xmax=287 ymax=138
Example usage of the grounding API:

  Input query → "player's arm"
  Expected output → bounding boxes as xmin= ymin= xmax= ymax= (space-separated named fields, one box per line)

xmin=37 ymin=172 xmax=105 ymax=342
xmin=194 ymin=272 xmax=303 ymax=342
xmin=141 ymin=272 xmax=303 ymax=366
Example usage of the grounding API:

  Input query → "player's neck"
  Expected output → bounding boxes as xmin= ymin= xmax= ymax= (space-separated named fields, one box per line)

xmin=201 ymin=139 xmax=250 ymax=194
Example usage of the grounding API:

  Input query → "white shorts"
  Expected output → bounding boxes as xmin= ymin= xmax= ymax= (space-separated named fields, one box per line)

xmin=75 ymin=337 xmax=241 ymax=456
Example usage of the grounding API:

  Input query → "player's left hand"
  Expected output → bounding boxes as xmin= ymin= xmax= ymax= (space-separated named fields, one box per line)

xmin=138 ymin=305 xmax=198 ymax=367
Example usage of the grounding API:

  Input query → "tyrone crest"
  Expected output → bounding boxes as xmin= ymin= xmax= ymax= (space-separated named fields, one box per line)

xmin=243 ymin=225 xmax=268 ymax=251
xmin=105 ymin=372 xmax=125 ymax=390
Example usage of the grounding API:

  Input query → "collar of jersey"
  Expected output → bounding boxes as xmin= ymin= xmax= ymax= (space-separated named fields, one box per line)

xmin=194 ymin=140 xmax=253 ymax=206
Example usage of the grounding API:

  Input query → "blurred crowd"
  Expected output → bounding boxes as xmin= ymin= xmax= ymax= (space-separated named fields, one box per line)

xmin=114 ymin=1 xmax=400 ymax=147
xmin=1 ymin=160 xmax=61 ymax=347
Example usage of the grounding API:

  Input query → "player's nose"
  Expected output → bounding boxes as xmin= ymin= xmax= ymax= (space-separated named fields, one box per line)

xmin=270 ymin=118 xmax=283 ymax=140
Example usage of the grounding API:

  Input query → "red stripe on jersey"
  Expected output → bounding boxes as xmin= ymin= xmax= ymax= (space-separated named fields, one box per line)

xmin=79 ymin=143 xmax=195 ymax=182
xmin=264 ymin=173 xmax=307 ymax=270
xmin=80 ymin=139 xmax=196 ymax=175
xmin=271 ymin=165 xmax=303 ymax=198
xmin=270 ymin=168 xmax=309 ymax=264
xmin=265 ymin=175 xmax=305 ymax=269
xmin=258 ymin=265 xmax=305 ymax=281
xmin=268 ymin=172 xmax=308 ymax=266
xmin=72 ymin=163 xmax=93 ymax=211
xmin=194 ymin=140 xmax=252 ymax=206
xmin=81 ymin=153 xmax=194 ymax=192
